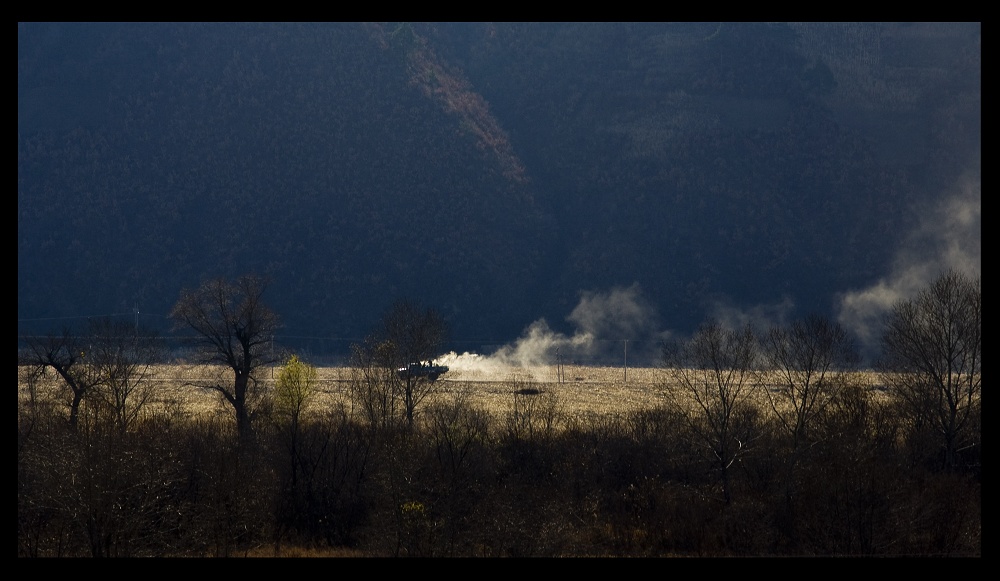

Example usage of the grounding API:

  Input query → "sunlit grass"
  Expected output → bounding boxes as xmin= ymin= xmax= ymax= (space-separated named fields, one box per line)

xmin=19 ymin=364 xmax=885 ymax=427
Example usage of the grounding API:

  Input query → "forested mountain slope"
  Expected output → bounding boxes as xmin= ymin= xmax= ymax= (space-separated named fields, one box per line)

xmin=18 ymin=22 xmax=981 ymax=356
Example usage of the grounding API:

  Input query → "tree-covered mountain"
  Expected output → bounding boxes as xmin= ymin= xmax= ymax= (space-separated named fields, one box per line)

xmin=18 ymin=22 xmax=981 ymax=358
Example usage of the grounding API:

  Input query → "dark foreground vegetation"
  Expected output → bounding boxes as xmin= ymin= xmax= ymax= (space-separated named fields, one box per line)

xmin=17 ymin=271 xmax=980 ymax=557
xmin=16 ymin=380 xmax=981 ymax=557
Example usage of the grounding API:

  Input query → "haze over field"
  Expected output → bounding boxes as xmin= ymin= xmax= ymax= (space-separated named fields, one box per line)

xmin=836 ymin=172 xmax=981 ymax=354
xmin=18 ymin=22 xmax=980 ymax=363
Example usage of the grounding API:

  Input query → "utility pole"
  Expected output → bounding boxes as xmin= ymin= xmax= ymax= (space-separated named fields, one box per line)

xmin=624 ymin=339 xmax=628 ymax=383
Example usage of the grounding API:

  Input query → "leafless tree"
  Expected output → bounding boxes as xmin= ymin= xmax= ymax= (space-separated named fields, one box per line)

xmin=760 ymin=314 xmax=860 ymax=451
xmin=348 ymin=337 xmax=401 ymax=433
xmin=170 ymin=274 xmax=280 ymax=444
xmin=85 ymin=317 xmax=165 ymax=436
xmin=427 ymin=391 xmax=492 ymax=487
xmin=879 ymin=270 xmax=981 ymax=472
xmin=662 ymin=321 xmax=760 ymax=505
xmin=357 ymin=299 xmax=449 ymax=430
xmin=502 ymin=375 xmax=561 ymax=444
xmin=20 ymin=327 xmax=99 ymax=431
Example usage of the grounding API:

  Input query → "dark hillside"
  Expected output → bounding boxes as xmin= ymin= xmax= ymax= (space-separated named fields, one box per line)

xmin=18 ymin=22 xmax=980 ymax=356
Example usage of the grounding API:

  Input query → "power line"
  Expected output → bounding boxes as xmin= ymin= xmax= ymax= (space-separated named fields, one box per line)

xmin=18 ymin=311 xmax=170 ymax=323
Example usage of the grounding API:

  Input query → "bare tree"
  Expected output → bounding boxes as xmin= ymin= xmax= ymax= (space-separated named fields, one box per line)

xmin=170 ymin=274 xmax=280 ymax=444
xmin=360 ymin=299 xmax=449 ymax=430
xmin=760 ymin=314 xmax=860 ymax=450
xmin=85 ymin=317 xmax=165 ymax=436
xmin=879 ymin=270 xmax=981 ymax=472
xmin=662 ymin=321 xmax=760 ymax=505
xmin=502 ymin=375 xmax=561 ymax=444
xmin=348 ymin=337 xmax=401 ymax=433
xmin=20 ymin=327 xmax=99 ymax=432
xmin=389 ymin=300 xmax=448 ymax=429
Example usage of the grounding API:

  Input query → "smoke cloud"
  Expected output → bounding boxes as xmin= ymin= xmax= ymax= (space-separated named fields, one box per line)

xmin=439 ymin=283 xmax=665 ymax=376
xmin=441 ymin=170 xmax=980 ymax=375
xmin=705 ymin=294 xmax=797 ymax=333
xmin=836 ymin=171 xmax=981 ymax=354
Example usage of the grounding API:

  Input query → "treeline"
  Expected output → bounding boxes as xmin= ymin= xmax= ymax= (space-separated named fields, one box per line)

xmin=17 ymin=271 xmax=980 ymax=556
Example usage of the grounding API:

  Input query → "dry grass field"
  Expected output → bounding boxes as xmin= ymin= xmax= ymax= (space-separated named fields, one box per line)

xmin=18 ymin=363 xmax=884 ymax=428
xmin=16 ymin=364 xmax=668 ymax=422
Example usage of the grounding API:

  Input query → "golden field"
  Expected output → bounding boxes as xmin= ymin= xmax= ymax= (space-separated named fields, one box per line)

xmin=17 ymin=364 xmax=666 ymax=422
xmin=18 ymin=363 xmax=885 ymax=427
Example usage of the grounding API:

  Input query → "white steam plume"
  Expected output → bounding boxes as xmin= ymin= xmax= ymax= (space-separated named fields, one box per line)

xmin=705 ymin=294 xmax=797 ymax=333
xmin=836 ymin=172 xmax=981 ymax=353
xmin=439 ymin=283 xmax=663 ymax=377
